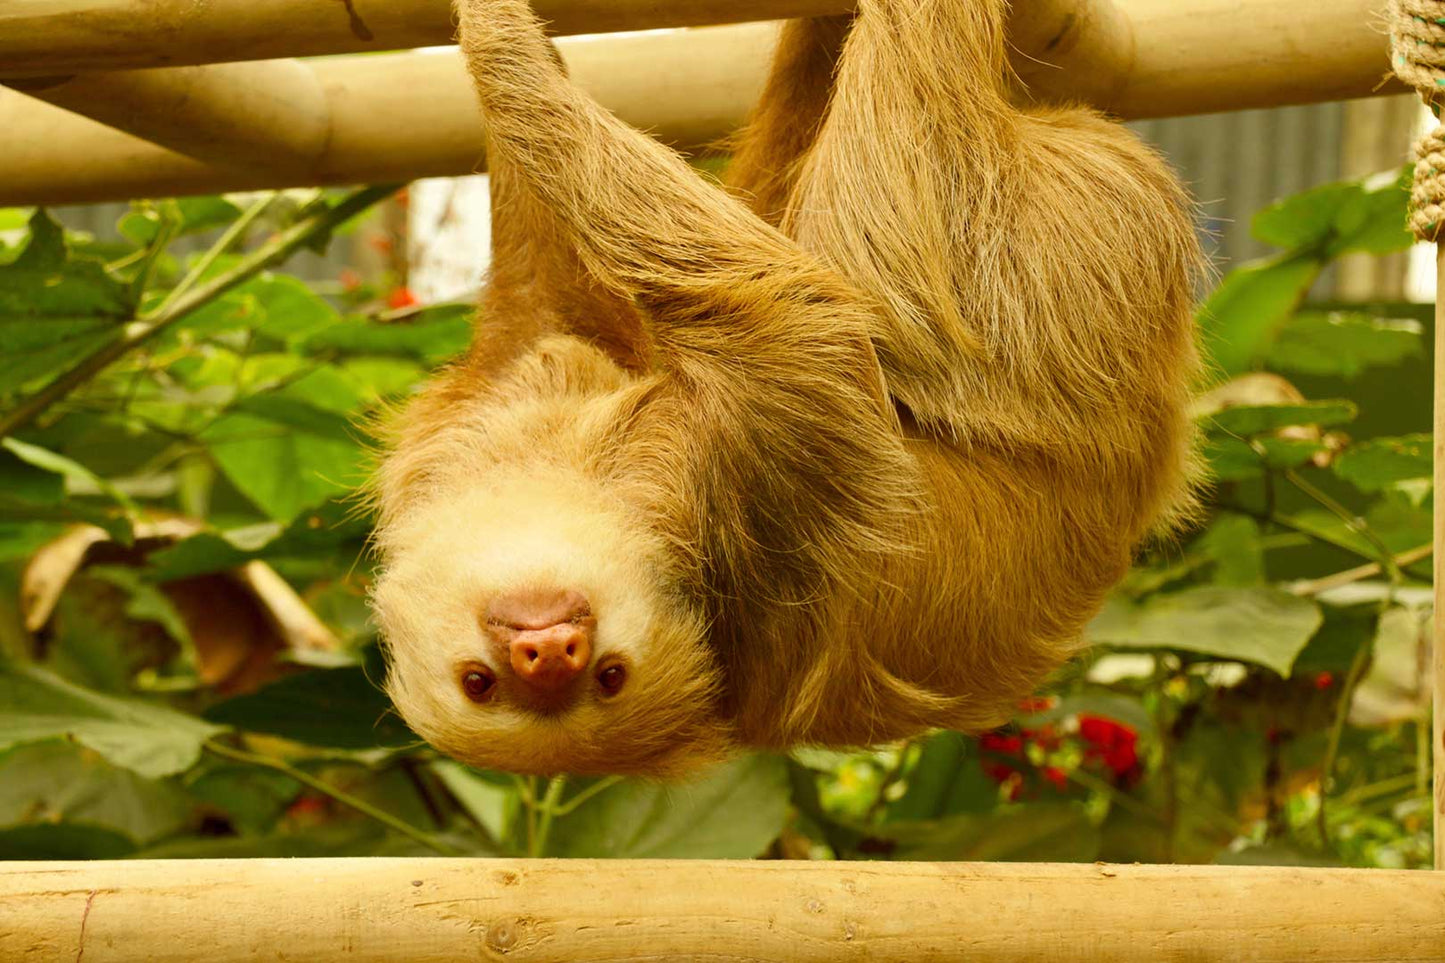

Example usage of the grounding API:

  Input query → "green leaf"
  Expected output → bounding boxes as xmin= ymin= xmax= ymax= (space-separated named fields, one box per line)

xmin=0 ymin=210 xmax=135 ymax=393
xmin=1202 ymin=435 xmax=1328 ymax=481
xmin=0 ymin=822 xmax=138 ymax=860
xmin=0 ymin=661 xmax=224 ymax=778
xmin=545 ymin=754 xmax=790 ymax=858
xmin=301 ymin=303 xmax=473 ymax=364
xmin=431 ymin=761 xmax=519 ymax=851
xmin=0 ymin=442 xmax=64 ymax=505
xmin=250 ymin=275 xmax=342 ymax=341
xmin=0 ymin=741 xmax=193 ymax=843
xmin=884 ymin=731 xmax=998 ymax=822
xmin=1198 ymin=255 xmax=1321 ymax=377
xmin=1265 ymin=312 xmax=1423 ymax=379
xmin=1088 ymin=587 xmax=1324 ymax=677
xmin=202 ymin=411 xmax=363 ymax=523
xmin=1 ymin=437 xmax=137 ymax=514
xmin=1251 ymin=182 xmax=1358 ymax=250
xmin=1197 ymin=515 xmax=1264 ymax=587
xmin=1207 ymin=400 xmax=1357 ymax=436
xmin=202 ymin=666 xmax=416 ymax=749
xmin=1332 ymin=434 xmax=1431 ymax=493
xmin=1328 ymin=168 xmax=1414 ymax=256
xmin=148 ymin=499 xmax=368 ymax=580
xmin=886 ymin=803 xmax=1100 ymax=862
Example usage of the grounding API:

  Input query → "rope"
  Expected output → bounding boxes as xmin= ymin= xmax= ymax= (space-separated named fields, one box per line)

xmin=1390 ymin=0 xmax=1445 ymax=240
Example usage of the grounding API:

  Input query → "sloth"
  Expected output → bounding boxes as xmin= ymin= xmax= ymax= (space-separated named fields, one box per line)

xmin=369 ymin=0 xmax=1202 ymax=776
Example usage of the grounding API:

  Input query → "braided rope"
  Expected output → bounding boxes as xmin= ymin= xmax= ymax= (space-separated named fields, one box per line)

xmin=1390 ymin=0 xmax=1445 ymax=240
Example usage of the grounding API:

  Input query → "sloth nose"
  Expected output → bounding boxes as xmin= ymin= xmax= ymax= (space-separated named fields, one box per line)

xmin=486 ymin=588 xmax=593 ymax=692
xmin=508 ymin=624 xmax=591 ymax=690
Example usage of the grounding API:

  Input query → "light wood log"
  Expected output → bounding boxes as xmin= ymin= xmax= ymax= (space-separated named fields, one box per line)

xmin=1436 ymin=249 xmax=1444 ymax=870
xmin=0 ymin=25 xmax=776 ymax=206
xmin=0 ymin=0 xmax=838 ymax=77
xmin=10 ymin=60 xmax=330 ymax=173
xmin=0 ymin=0 xmax=1403 ymax=113
xmin=1 ymin=858 xmax=1443 ymax=962
xmin=0 ymin=0 xmax=1408 ymax=207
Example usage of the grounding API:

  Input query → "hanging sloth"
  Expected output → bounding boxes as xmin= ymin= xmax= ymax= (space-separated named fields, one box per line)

xmin=369 ymin=0 xmax=1202 ymax=776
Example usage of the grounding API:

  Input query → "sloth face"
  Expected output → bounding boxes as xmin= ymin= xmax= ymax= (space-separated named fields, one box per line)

xmin=369 ymin=344 xmax=731 ymax=777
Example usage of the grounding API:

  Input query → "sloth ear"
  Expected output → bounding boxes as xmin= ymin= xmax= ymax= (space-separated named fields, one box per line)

xmin=472 ymin=143 xmax=654 ymax=375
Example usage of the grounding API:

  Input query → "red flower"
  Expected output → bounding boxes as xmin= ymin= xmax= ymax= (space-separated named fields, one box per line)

xmin=1041 ymin=766 xmax=1069 ymax=791
xmin=387 ymin=287 xmax=419 ymax=309
xmin=1313 ymin=671 xmax=1335 ymax=690
xmin=1077 ymin=714 xmax=1138 ymax=778
xmin=979 ymin=732 xmax=1024 ymax=756
xmin=338 ymin=268 xmax=362 ymax=292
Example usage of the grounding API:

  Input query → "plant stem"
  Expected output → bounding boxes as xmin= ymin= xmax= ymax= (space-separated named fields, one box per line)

xmin=0 ymin=184 xmax=399 ymax=441
xmin=549 ymin=776 xmax=623 ymax=818
xmin=530 ymin=776 xmax=568 ymax=858
xmin=1289 ymin=544 xmax=1432 ymax=597
xmin=1283 ymin=469 xmax=1400 ymax=581
xmin=1315 ymin=638 xmax=1374 ymax=849
xmin=204 ymin=739 xmax=456 ymax=855
xmin=158 ymin=193 xmax=275 ymax=311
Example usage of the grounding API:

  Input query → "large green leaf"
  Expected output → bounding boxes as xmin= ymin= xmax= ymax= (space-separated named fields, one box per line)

xmin=148 ymin=499 xmax=368 ymax=580
xmin=886 ymin=803 xmax=1100 ymax=862
xmin=0 ymin=661 xmax=224 ymax=777
xmin=0 ymin=822 xmax=138 ymax=860
xmin=1197 ymin=255 xmax=1321 ymax=377
xmin=1207 ymin=400 xmax=1357 ymax=436
xmin=883 ymin=731 xmax=997 ymax=822
xmin=545 ymin=754 xmax=790 ymax=858
xmin=1332 ymin=434 xmax=1431 ymax=493
xmin=1251 ymin=182 xmax=1358 ymax=251
xmin=1265 ymin=312 xmax=1422 ymax=379
xmin=0 ymin=210 xmax=131 ymax=393
xmin=301 ymin=303 xmax=473 ymax=364
xmin=1088 ymin=587 xmax=1323 ymax=677
xmin=1202 ymin=435 xmax=1328 ymax=481
xmin=203 ymin=665 xmax=416 ymax=749
xmin=202 ymin=411 xmax=363 ymax=523
xmin=0 ymin=741 xmax=193 ymax=843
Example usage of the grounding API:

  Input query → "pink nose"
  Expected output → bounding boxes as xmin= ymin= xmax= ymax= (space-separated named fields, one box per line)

xmin=509 ymin=624 xmax=591 ymax=690
xmin=486 ymin=588 xmax=593 ymax=692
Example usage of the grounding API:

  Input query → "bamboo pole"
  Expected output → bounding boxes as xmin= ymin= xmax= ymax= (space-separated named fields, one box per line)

xmin=0 ymin=0 xmax=1407 ymax=207
xmin=1 ymin=859 xmax=1443 ymax=962
xmin=11 ymin=60 xmax=330 ymax=174
xmin=0 ymin=26 xmax=775 ymax=206
xmin=0 ymin=0 xmax=1402 ymax=109
xmin=0 ymin=0 xmax=838 ymax=77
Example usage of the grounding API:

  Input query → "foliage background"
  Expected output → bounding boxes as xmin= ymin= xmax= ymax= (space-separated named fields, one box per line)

xmin=0 ymin=167 xmax=1434 ymax=867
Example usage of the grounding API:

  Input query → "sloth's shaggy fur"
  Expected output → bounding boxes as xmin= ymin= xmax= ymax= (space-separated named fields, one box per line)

xmin=370 ymin=0 xmax=1202 ymax=776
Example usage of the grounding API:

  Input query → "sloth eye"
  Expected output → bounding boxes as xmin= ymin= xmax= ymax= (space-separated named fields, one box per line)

xmin=597 ymin=662 xmax=627 ymax=696
xmin=461 ymin=668 xmax=496 ymax=703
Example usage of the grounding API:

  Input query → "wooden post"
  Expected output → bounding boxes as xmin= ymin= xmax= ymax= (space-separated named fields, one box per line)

xmin=1436 ymin=249 xmax=1445 ymax=870
xmin=1 ymin=859 xmax=1443 ymax=962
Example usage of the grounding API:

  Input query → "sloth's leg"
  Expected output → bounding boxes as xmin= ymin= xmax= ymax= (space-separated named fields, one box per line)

xmin=723 ymin=16 xmax=851 ymax=227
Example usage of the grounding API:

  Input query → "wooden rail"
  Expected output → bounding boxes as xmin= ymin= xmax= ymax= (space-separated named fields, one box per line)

xmin=1 ymin=858 xmax=1443 ymax=962
xmin=0 ymin=0 xmax=1404 ymax=205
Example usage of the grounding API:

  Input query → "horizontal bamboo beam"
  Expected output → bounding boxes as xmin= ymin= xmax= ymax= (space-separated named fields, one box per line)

xmin=0 ymin=0 xmax=1401 ymax=112
xmin=0 ymin=0 xmax=841 ymax=77
xmin=11 ymin=60 xmax=330 ymax=174
xmin=0 ymin=0 xmax=1406 ymax=208
xmin=1 ymin=858 xmax=1442 ymax=962
xmin=0 ymin=25 xmax=776 ymax=206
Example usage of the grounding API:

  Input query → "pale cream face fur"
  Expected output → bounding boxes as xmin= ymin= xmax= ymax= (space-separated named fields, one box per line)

xmin=372 ymin=432 xmax=730 ymax=776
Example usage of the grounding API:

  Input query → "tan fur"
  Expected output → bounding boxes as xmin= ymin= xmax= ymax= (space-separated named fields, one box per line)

xmin=369 ymin=0 xmax=1202 ymax=776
